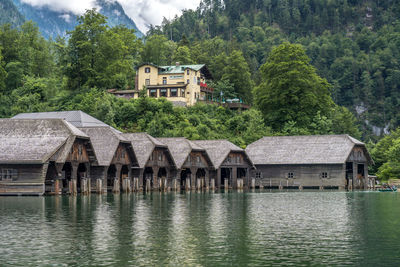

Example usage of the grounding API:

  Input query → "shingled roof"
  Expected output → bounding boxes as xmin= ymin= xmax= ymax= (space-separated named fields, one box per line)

xmin=192 ymin=140 xmax=251 ymax=169
xmin=0 ymin=119 xmax=89 ymax=164
xmin=157 ymin=137 xmax=212 ymax=169
xmin=245 ymin=135 xmax=373 ymax=165
xmin=123 ymin=133 xmax=171 ymax=168
xmin=79 ymin=127 xmax=136 ymax=166
xmin=13 ymin=110 xmax=118 ymax=131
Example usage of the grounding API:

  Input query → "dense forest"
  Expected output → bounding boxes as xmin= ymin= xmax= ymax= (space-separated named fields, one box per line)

xmin=150 ymin=0 xmax=400 ymax=137
xmin=0 ymin=1 xmax=399 ymax=178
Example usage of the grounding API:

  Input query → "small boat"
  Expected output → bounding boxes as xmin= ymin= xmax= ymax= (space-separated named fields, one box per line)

xmin=379 ymin=185 xmax=397 ymax=192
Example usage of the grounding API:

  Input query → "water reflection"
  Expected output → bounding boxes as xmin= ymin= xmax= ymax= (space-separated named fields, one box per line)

xmin=0 ymin=192 xmax=400 ymax=266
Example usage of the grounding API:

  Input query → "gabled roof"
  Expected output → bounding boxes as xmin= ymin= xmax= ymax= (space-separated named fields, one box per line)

xmin=0 ymin=119 xmax=89 ymax=164
xmin=192 ymin=140 xmax=248 ymax=169
xmin=123 ymin=133 xmax=169 ymax=168
xmin=13 ymin=110 xmax=119 ymax=131
xmin=157 ymin=137 xmax=210 ymax=169
xmin=79 ymin=127 xmax=135 ymax=166
xmin=245 ymin=134 xmax=373 ymax=165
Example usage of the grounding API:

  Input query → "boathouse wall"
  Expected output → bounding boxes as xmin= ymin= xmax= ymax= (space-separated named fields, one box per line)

xmin=253 ymin=164 xmax=345 ymax=189
xmin=0 ymin=164 xmax=46 ymax=195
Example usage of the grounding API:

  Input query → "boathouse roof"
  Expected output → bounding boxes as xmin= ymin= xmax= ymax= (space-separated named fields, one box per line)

xmin=245 ymin=134 xmax=373 ymax=165
xmin=79 ymin=127 xmax=137 ymax=167
xmin=13 ymin=110 xmax=119 ymax=131
xmin=0 ymin=119 xmax=89 ymax=164
xmin=157 ymin=137 xmax=213 ymax=169
xmin=123 ymin=133 xmax=172 ymax=168
xmin=192 ymin=140 xmax=252 ymax=169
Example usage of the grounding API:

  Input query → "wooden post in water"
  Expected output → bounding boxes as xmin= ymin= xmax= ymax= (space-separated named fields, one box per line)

xmin=96 ymin=178 xmax=102 ymax=194
xmin=224 ymin=178 xmax=229 ymax=190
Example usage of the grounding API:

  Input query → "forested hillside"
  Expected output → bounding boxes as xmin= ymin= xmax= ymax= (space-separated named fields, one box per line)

xmin=149 ymin=0 xmax=400 ymax=138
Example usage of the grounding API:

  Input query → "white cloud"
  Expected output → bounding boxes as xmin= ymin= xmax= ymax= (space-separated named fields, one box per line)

xmin=117 ymin=0 xmax=200 ymax=33
xmin=20 ymin=0 xmax=99 ymax=15
xmin=20 ymin=0 xmax=201 ymax=33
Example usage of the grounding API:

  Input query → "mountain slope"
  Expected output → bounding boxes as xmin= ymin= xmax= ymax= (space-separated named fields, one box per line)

xmin=0 ymin=0 xmax=24 ymax=27
xmin=7 ymin=0 xmax=143 ymax=39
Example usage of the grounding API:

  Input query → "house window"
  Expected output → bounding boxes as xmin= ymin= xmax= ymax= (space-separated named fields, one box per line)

xmin=149 ymin=89 xmax=157 ymax=97
xmin=149 ymin=152 xmax=154 ymax=161
xmin=197 ymin=156 xmax=201 ymax=163
xmin=358 ymin=151 xmax=362 ymax=157
xmin=160 ymin=89 xmax=167 ymax=97
xmin=187 ymin=69 xmax=190 ymax=75
xmin=187 ymin=79 xmax=190 ymax=84
xmin=236 ymin=156 xmax=241 ymax=163
xmin=287 ymin=172 xmax=294 ymax=178
xmin=78 ymin=144 xmax=83 ymax=155
xmin=321 ymin=172 xmax=328 ymax=178
xmin=163 ymin=77 xmax=167 ymax=85
xmin=145 ymin=67 xmax=150 ymax=73
xmin=170 ymin=88 xmax=178 ymax=97
xmin=158 ymin=153 xmax=163 ymax=161
xmin=121 ymin=150 xmax=125 ymax=159
xmin=145 ymin=79 xmax=150 ymax=86
xmin=0 ymin=169 xmax=17 ymax=180
xmin=255 ymin=172 xmax=261 ymax=179
xmin=197 ymin=77 xmax=200 ymax=85
xmin=181 ymin=89 xmax=185 ymax=97
xmin=227 ymin=156 xmax=231 ymax=163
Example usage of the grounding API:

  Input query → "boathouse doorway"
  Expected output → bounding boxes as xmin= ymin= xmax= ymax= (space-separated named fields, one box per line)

xmin=44 ymin=162 xmax=58 ymax=193
xmin=221 ymin=168 xmax=231 ymax=189
xmin=345 ymin=162 xmax=353 ymax=190
xmin=180 ymin=169 xmax=191 ymax=190
xmin=120 ymin=165 xmax=130 ymax=188
xmin=237 ymin=168 xmax=247 ymax=187
xmin=144 ymin=167 xmax=154 ymax=190
xmin=107 ymin=164 xmax=117 ymax=191
xmin=158 ymin=168 xmax=167 ymax=189
xmin=61 ymin=162 xmax=72 ymax=193
xmin=196 ymin=168 xmax=206 ymax=189
xmin=357 ymin=163 xmax=365 ymax=188
xmin=77 ymin=163 xmax=87 ymax=193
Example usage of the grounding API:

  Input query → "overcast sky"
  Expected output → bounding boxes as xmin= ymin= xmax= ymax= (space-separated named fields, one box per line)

xmin=20 ymin=0 xmax=201 ymax=33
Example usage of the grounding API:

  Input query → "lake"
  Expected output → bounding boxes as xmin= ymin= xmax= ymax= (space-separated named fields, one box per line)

xmin=0 ymin=191 xmax=399 ymax=266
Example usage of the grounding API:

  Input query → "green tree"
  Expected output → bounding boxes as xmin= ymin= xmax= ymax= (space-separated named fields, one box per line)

xmin=254 ymin=42 xmax=334 ymax=131
xmin=140 ymin=34 xmax=169 ymax=65
xmin=222 ymin=50 xmax=253 ymax=103
xmin=172 ymin=46 xmax=193 ymax=64
xmin=66 ymin=9 xmax=108 ymax=89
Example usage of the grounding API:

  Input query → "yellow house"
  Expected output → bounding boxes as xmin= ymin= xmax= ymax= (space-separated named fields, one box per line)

xmin=133 ymin=63 xmax=213 ymax=106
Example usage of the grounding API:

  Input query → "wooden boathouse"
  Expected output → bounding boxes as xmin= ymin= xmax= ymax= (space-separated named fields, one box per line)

xmin=157 ymin=137 xmax=214 ymax=191
xmin=79 ymin=127 xmax=138 ymax=194
xmin=245 ymin=135 xmax=374 ymax=190
xmin=123 ymin=133 xmax=176 ymax=191
xmin=0 ymin=119 xmax=97 ymax=195
xmin=192 ymin=140 xmax=254 ymax=190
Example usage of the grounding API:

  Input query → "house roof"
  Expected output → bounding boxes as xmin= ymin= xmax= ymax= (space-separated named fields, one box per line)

xmin=157 ymin=137 xmax=209 ymax=169
xmin=192 ymin=140 xmax=248 ymax=169
xmin=79 ymin=127 xmax=134 ymax=166
xmin=13 ymin=110 xmax=119 ymax=131
xmin=245 ymin=134 xmax=373 ymax=165
xmin=138 ymin=63 xmax=213 ymax=79
xmin=123 ymin=133 xmax=169 ymax=168
xmin=0 ymin=119 xmax=89 ymax=164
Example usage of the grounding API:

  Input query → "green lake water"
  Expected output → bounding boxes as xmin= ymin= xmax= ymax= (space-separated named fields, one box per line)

xmin=0 ymin=191 xmax=400 ymax=266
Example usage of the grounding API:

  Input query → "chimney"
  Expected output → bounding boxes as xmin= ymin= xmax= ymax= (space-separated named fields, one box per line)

xmin=175 ymin=62 xmax=180 ymax=66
